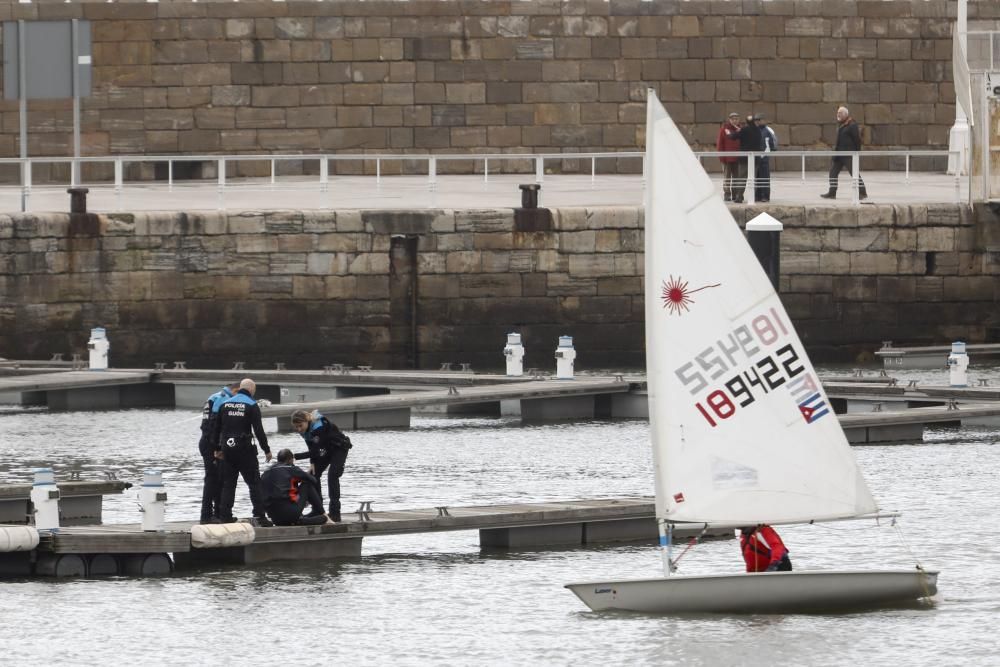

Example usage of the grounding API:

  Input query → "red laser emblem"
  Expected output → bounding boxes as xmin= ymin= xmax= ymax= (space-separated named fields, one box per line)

xmin=661 ymin=275 xmax=721 ymax=315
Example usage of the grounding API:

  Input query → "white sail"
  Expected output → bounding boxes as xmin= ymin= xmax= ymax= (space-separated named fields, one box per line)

xmin=644 ymin=92 xmax=878 ymax=526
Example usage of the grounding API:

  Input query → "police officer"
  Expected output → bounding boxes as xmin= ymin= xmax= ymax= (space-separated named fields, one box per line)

xmin=198 ymin=382 xmax=239 ymax=524
xmin=210 ymin=378 xmax=273 ymax=526
xmin=290 ymin=409 xmax=352 ymax=523
xmin=259 ymin=449 xmax=330 ymax=526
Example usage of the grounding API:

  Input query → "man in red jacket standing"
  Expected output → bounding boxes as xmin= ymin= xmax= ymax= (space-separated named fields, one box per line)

xmin=717 ymin=112 xmax=742 ymax=202
xmin=740 ymin=524 xmax=793 ymax=572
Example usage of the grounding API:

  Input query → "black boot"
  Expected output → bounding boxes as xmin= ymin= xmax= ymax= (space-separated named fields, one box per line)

xmin=820 ymin=190 xmax=836 ymax=199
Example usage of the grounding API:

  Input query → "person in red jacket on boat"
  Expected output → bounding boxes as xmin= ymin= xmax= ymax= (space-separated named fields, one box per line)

xmin=740 ymin=524 xmax=793 ymax=572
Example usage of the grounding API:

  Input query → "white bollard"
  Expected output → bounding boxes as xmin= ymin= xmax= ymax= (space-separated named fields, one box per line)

xmin=503 ymin=332 xmax=525 ymax=376
xmin=87 ymin=327 xmax=110 ymax=370
xmin=947 ymin=341 xmax=969 ymax=387
xmin=139 ymin=470 xmax=167 ymax=532
xmin=555 ymin=335 xmax=576 ymax=380
xmin=29 ymin=468 xmax=60 ymax=532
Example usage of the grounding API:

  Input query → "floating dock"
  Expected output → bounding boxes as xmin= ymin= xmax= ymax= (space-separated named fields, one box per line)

xmin=1 ymin=496 xmax=732 ymax=578
xmin=876 ymin=342 xmax=1000 ymax=369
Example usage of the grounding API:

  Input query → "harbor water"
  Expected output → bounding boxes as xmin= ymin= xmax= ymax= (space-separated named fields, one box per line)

xmin=0 ymin=366 xmax=998 ymax=666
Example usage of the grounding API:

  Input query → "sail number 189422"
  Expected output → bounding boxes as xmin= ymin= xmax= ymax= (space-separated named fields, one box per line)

xmin=694 ymin=344 xmax=805 ymax=426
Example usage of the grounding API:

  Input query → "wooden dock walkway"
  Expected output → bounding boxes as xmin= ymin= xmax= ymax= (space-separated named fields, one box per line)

xmin=0 ymin=496 xmax=730 ymax=577
xmin=0 ymin=370 xmax=151 ymax=393
xmin=876 ymin=342 xmax=1000 ymax=369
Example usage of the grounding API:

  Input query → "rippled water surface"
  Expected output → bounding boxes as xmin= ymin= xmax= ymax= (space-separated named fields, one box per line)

xmin=0 ymin=365 xmax=998 ymax=665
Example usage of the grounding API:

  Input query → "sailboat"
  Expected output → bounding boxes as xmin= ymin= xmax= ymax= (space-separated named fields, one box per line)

xmin=565 ymin=91 xmax=938 ymax=614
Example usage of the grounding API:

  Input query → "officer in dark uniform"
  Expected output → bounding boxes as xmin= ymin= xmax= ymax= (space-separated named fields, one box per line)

xmin=210 ymin=378 xmax=273 ymax=526
xmin=290 ymin=409 xmax=352 ymax=522
xmin=198 ymin=382 xmax=239 ymax=524
xmin=259 ymin=449 xmax=330 ymax=526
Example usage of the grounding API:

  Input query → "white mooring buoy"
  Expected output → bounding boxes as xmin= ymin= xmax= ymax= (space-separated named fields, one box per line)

xmin=503 ymin=332 xmax=525 ymax=377
xmin=30 ymin=468 xmax=60 ymax=532
xmin=555 ymin=335 xmax=576 ymax=380
xmin=87 ymin=327 xmax=110 ymax=371
xmin=947 ymin=341 xmax=969 ymax=387
xmin=139 ymin=470 xmax=167 ymax=532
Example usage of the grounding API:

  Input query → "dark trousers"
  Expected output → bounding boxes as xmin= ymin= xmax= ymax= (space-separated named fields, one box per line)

xmin=200 ymin=452 xmax=222 ymax=521
xmin=828 ymin=158 xmax=867 ymax=195
xmin=755 ymin=156 xmax=771 ymax=201
xmin=722 ymin=162 xmax=739 ymax=201
xmin=775 ymin=553 xmax=793 ymax=571
xmin=266 ymin=481 xmax=326 ymax=526
xmin=219 ymin=444 xmax=264 ymax=521
xmin=734 ymin=162 xmax=748 ymax=202
xmin=313 ymin=448 xmax=349 ymax=516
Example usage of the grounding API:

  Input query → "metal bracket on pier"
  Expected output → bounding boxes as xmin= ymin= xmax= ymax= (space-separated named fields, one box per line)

xmin=50 ymin=353 xmax=64 ymax=362
xmin=102 ymin=471 xmax=119 ymax=481
xmin=440 ymin=362 xmax=452 ymax=371
xmin=879 ymin=369 xmax=888 ymax=377
xmin=356 ymin=501 xmax=374 ymax=522
xmin=615 ymin=374 xmax=625 ymax=382
xmin=71 ymin=354 xmax=84 ymax=370
xmin=69 ymin=470 xmax=81 ymax=481
xmin=527 ymin=368 xmax=546 ymax=379
xmin=872 ymin=402 xmax=882 ymax=412
xmin=232 ymin=361 xmax=245 ymax=371
xmin=907 ymin=380 xmax=919 ymax=388
xmin=979 ymin=379 xmax=990 ymax=387
xmin=853 ymin=369 xmax=864 ymax=377
xmin=435 ymin=506 xmax=451 ymax=517
xmin=357 ymin=366 xmax=372 ymax=372
xmin=448 ymin=386 xmax=459 ymax=395
xmin=154 ymin=362 xmax=166 ymax=371
xmin=459 ymin=363 xmax=472 ymax=373
xmin=298 ymin=394 xmax=307 ymax=403
xmin=173 ymin=361 xmax=187 ymax=370
xmin=888 ymin=378 xmax=898 ymax=387
xmin=275 ymin=362 xmax=286 ymax=371
xmin=947 ymin=399 xmax=960 ymax=411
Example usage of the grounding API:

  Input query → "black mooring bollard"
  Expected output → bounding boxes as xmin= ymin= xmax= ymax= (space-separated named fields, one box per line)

xmin=67 ymin=187 xmax=90 ymax=214
xmin=519 ymin=183 xmax=540 ymax=209
xmin=746 ymin=213 xmax=783 ymax=291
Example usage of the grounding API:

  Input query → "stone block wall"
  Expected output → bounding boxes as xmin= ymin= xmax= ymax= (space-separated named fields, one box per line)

xmin=1 ymin=203 xmax=998 ymax=369
xmin=0 ymin=0 xmax=997 ymax=178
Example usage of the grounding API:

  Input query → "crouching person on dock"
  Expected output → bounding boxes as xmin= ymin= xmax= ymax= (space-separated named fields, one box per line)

xmin=290 ymin=409 xmax=352 ymax=523
xmin=259 ymin=449 xmax=331 ymax=526
xmin=211 ymin=378 xmax=273 ymax=527
xmin=740 ymin=524 xmax=792 ymax=572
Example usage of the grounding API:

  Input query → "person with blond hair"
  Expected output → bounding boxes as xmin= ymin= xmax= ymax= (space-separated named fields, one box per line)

xmin=290 ymin=409 xmax=352 ymax=523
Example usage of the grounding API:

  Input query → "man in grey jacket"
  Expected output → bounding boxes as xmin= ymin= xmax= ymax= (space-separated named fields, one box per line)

xmin=821 ymin=106 xmax=868 ymax=200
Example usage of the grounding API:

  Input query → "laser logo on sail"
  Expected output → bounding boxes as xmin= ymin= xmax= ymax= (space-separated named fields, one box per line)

xmin=661 ymin=275 xmax=721 ymax=316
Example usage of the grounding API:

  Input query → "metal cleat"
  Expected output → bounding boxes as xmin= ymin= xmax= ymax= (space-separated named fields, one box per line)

xmin=879 ymin=369 xmax=888 ymax=377
xmin=173 ymin=361 xmax=186 ymax=370
xmin=459 ymin=363 xmax=472 ymax=372
xmin=888 ymin=378 xmax=898 ymax=387
xmin=102 ymin=471 xmax=119 ymax=481
xmin=356 ymin=501 xmax=374 ymax=522
xmin=448 ymin=386 xmax=459 ymax=395
xmin=298 ymin=394 xmax=307 ymax=403
xmin=69 ymin=470 xmax=81 ymax=481
xmin=948 ymin=399 xmax=960 ymax=411
xmin=881 ymin=340 xmax=894 ymax=349
xmin=907 ymin=380 xmax=919 ymax=388
xmin=615 ymin=374 xmax=625 ymax=382
xmin=872 ymin=402 xmax=882 ymax=412
xmin=440 ymin=362 xmax=452 ymax=371
xmin=232 ymin=361 xmax=245 ymax=371
xmin=154 ymin=362 xmax=166 ymax=371
xmin=71 ymin=354 xmax=85 ymax=370
xmin=357 ymin=365 xmax=372 ymax=372
xmin=435 ymin=506 xmax=451 ymax=517
xmin=979 ymin=379 xmax=990 ymax=387
xmin=853 ymin=369 xmax=863 ymax=377
xmin=322 ymin=365 xmax=335 ymax=375
xmin=275 ymin=362 xmax=286 ymax=371
xmin=50 ymin=353 xmax=64 ymax=362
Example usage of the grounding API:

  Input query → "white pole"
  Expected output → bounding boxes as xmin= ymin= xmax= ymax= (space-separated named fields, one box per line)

xmin=659 ymin=520 xmax=673 ymax=577
xmin=948 ymin=0 xmax=969 ymax=175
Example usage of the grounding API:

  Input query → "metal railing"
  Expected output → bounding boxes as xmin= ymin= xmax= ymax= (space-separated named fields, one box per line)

xmin=0 ymin=148 xmax=963 ymax=212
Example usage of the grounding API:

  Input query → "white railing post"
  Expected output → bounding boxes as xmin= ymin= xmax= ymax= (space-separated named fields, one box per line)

xmin=429 ymin=156 xmax=436 ymax=189
xmin=20 ymin=159 xmax=31 ymax=212
xmin=270 ymin=158 xmax=275 ymax=188
xmin=745 ymin=153 xmax=755 ymax=204
xmin=217 ymin=157 xmax=226 ymax=210
xmin=168 ymin=159 xmax=173 ymax=192
xmin=484 ymin=157 xmax=489 ymax=184
xmin=319 ymin=156 xmax=328 ymax=192
xmin=114 ymin=158 xmax=123 ymax=211
xmin=376 ymin=157 xmax=381 ymax=186
xmin=535 ymin=155 xmax=544 ymax=183
xmin=905 ymin=154 xmax=910 ymax=185
xmin=801 ymin=154 xmax=806 ymax=182
xmin=955 ymin=149 xmax=963 ymax=203
xmin=851 ymin=153 xmax=860 ymax=205
xmin=591 ymin=156 xmax=596 ymax=183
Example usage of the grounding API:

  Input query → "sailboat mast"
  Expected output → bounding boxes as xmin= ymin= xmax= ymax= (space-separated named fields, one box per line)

xmin=659 ymin=520 xmax=673 ymax=577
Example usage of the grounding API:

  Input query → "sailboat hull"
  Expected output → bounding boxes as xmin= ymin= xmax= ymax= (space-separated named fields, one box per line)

xmin=565 ymin=570 xmax=938 ymax=614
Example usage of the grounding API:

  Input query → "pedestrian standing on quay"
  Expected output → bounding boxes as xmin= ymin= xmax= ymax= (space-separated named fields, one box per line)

xmin=727 ymin=114 xmax=764 ymax=203
xmin=290 ymin=409 xmax=352 ymax=523
xmin=755 ymin=113 xmax=778 ymax=203
xmin=211 ymin=378 xmax=273 ymax=526
xmin=821 ymin=106 xmax=868 ymax=200
xmin=197 ymin=381 xmax=239 ymax=524
xmin=717 ymin=112 xmax=742 ymax=202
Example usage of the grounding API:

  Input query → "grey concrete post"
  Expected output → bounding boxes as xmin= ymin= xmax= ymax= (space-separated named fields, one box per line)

xmin=746 ymin=212 xmax=783 ymax=291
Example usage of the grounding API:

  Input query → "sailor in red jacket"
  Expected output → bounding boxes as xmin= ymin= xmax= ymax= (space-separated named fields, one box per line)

xmin=717 ymin=112 xmax=743 ymax=202
xmin=740 ymin=524 xmax=793 ymax=572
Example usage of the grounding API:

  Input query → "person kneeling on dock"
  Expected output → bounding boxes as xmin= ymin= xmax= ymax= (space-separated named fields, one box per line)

xmin=259 ymin=449 xmax=331 ymax=526
xmin=740 ymin=524 xmax=792 ymax=572
xmin=290 ymin=409 xmax=352 ymax=523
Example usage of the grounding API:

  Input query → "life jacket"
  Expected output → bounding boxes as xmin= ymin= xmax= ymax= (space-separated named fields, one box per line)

xmin=740 ymin=525 xmax=787 ymax=572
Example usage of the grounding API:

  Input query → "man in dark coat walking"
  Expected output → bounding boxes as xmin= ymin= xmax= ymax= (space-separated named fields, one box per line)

xmin=821 ymin=106 xmax=868 ymax=200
